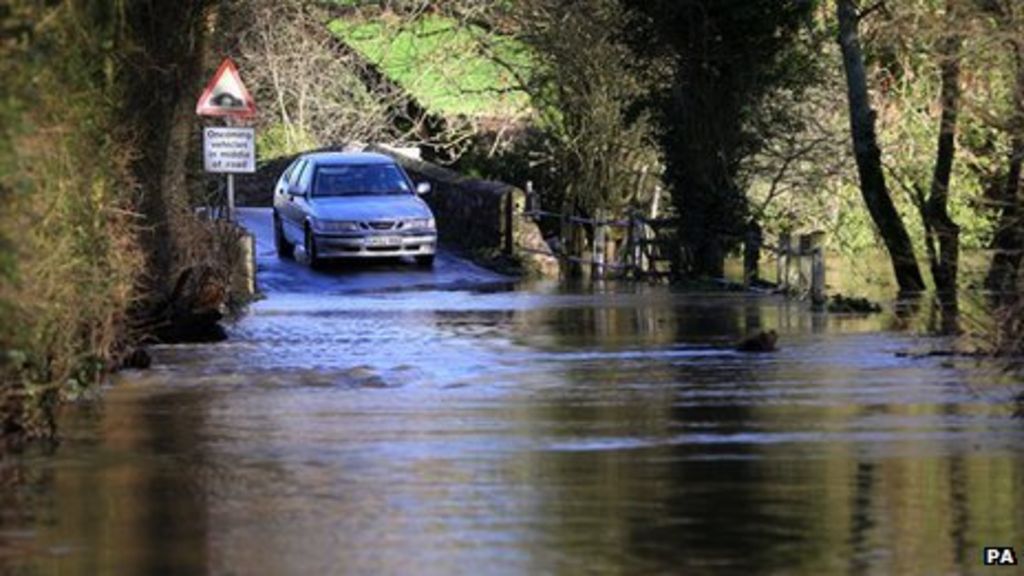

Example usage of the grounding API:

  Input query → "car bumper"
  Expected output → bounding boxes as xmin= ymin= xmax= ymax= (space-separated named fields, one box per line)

xmin=313 ymin=233 xmax=437 ymax=259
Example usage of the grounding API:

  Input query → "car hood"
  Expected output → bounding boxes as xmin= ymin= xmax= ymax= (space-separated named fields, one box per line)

xmin=309 ymin=195 xmax=433 ymax=222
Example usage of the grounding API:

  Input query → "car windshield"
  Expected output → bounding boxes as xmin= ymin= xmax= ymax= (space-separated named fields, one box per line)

xmin=312 ymin=164 xmax=411 ymax=197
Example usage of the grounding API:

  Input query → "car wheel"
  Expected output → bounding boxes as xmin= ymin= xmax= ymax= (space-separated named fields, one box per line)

xmin=415 ymin=255 xmax=435 ymax=268
xmin=304 ymin=225 xmax=323 ymax=270
xmin=274 ymin=213 xmax=294 ymax=259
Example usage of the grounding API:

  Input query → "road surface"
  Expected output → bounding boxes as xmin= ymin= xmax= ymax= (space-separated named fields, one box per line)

xmin=237 ymin=207 xmax=512 ymax=295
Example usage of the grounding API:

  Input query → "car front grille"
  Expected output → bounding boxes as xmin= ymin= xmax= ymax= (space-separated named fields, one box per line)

xmin=366 ymin=221 xmax=397 ymax=231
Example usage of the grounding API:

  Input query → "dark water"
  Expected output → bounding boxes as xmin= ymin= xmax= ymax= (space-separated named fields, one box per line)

xmin=3 ymin=284 xmax=1024 ymax=575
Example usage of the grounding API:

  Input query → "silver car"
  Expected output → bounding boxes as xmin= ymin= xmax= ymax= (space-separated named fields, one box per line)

xmin=273 ymin=152 xmax=437 ymax=268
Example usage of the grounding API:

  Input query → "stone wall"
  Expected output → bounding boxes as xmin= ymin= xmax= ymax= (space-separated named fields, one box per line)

xmin=369 ymin=145 xmax=559 ymax=278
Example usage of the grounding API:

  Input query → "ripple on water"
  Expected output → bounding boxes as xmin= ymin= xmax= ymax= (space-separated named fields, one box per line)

xmin=14 ymin=287 xmax=1024 ymax=576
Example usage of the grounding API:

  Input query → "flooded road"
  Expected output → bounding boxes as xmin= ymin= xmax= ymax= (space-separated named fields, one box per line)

xmin=3 ymin=217 xmax=1024 ymax=575
xmin=237 ymin=208 xmax=512 ymax=295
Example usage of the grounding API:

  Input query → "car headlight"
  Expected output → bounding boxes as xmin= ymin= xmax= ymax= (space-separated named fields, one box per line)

xmin=405 ymin=218 xmax=436 ymax=230
xmin=313 ymin=219 xmax=361 ymax=232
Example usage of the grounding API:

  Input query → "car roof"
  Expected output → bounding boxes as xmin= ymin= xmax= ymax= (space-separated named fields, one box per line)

xmin=299 ymin=152 xmax=396 ymax=166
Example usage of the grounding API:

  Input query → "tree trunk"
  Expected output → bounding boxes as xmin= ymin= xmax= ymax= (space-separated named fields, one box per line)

xmin=837 ymin=0 xmax=925 ymax=295
xmin=986 ymin=41 xmax=1024 ymax=296
xmin=924 ymin=4 xmax=962 ymax=327
xmin=122 ymin=0 xmax=214 ymax=292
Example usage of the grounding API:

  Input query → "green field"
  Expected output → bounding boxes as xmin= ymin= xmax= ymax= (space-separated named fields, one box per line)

xmin=329 ymin=15 xmax=532 ymax=118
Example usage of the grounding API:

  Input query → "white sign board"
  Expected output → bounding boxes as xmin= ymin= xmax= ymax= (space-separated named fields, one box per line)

xmin=204 ymin=127 xmax=255 ymax=174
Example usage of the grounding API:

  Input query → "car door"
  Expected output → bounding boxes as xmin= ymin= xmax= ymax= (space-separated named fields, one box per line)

xmin=273 ymin=159 xmax=299 ymax=218
xmin=290 ymin=159 xmax=317 ymax=239
xmin=279 ymin=159 xmax=308 ymax=243
xmin=274 ymin=160 xmax=298 ymax=201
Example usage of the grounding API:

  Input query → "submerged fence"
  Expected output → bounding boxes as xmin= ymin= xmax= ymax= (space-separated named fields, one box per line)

xmin=769 ymin=232 xmax=827 ymax=304
xmin=519 ymin=185 xmax=672 ymax=281
xmin=519 ymin=182 xmax=826 ymax=301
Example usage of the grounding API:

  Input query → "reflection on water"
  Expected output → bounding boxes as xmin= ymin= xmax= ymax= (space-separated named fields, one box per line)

xmin=2 ymin=285 xmax=1024 ymax=575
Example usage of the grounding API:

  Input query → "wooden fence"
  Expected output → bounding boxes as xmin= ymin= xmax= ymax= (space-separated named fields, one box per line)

xmin=519 ymin=183 xmax=827 ymax=301
xmin=768 ymin=232 xmax=827 ymax=304
xmin=519 ymin=185 xmax=672 ymax=281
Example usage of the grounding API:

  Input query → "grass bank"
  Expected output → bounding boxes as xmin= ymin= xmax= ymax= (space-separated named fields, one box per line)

xmin=329 ymin=14 xmax=531 ymax=118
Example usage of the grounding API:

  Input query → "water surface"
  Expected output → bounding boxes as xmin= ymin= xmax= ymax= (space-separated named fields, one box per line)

xmin=2 ymin=284 xmax=1023 ymax=575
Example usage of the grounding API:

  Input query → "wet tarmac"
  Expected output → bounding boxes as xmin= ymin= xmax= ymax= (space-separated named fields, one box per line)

xmin=238 ymin=208 xmax=513 ymax=295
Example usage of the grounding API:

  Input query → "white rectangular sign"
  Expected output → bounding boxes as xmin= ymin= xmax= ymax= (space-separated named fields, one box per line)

xmin=203 ymin=127 xmax=255 ymax=173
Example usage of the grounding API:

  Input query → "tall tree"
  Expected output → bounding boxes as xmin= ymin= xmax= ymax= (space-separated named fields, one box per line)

xmin=492 ymin=0 xmax=657 ymax=216
xmin=622 ymin=0 xmax=818 ymax=278
xmin=922 ymin=0 xmax=963 ymax=312
xmin=836 ymin=0 xmax=926 ymax=294
xmin=985 ymin=2 xmax=1024 ymax=295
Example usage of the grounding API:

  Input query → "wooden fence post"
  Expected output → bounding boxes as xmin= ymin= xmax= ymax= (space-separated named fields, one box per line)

xmin=744 ymin=222 xmax=762 ymax=287
xmin=777 ymin=232 xmax=791 ymax=290
xmin=650 ymin=186 xmax=661 ymax=220
xmin=636 ymin=214 xmax=646 ymax=277
xmin=805 ymin=231 xmax=827 ymax=305
xmin=627 ymin=211 xmax=640 ymax=277
xmin=811 ymin=248 xmax=826 ymax=305
xmin=560 ymin=202 xmax=573 ymax=276
xmin=504 ymin=188 xmax=514 ymax=255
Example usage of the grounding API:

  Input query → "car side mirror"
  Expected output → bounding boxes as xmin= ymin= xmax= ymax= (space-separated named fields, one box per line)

xmin=415 ymin=182 xmax=432 ymax=196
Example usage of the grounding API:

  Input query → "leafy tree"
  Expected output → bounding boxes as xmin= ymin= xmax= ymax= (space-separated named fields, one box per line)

xmin=918 ymin=0 xmax=964 ymax=311
xmin=621 ymin=0 xmax=819 ymax=278
xmin=981 ymin=0 xmax=1024 ymax=295
xmin=487 ymin=0 xmax=659 ymax=218
xmin=836 ymin=0 xmax=927 ymax=294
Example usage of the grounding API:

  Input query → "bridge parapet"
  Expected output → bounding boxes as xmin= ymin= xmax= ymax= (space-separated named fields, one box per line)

xmin=368 ymin=145 xmax=559 ymax=278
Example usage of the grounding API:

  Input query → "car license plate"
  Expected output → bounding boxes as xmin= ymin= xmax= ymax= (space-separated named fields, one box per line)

xmin=366 ymin=236 xmax=402 ymax=247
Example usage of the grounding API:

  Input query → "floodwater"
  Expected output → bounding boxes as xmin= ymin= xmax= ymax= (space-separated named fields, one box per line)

xmin=2 ymin=212 xmax=1024 ymax=575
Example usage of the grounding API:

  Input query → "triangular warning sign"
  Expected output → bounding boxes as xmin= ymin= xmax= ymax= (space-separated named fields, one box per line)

xmin=196 ymin=58 xmax=256 ymax=117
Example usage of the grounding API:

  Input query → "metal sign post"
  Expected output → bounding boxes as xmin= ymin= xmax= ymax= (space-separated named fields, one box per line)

xmin=227 ymin=173 xmax=235 ymax=221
